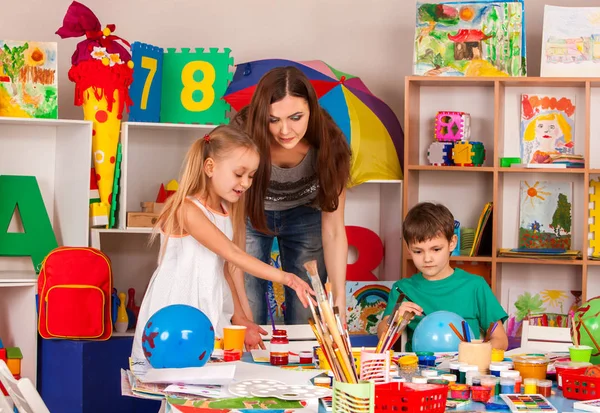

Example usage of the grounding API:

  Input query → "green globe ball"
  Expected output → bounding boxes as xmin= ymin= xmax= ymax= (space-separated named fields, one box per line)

xmin=573 ymin=296 xmax=600 ymax=365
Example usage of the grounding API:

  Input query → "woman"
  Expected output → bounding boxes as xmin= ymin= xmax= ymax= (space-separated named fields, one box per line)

xmin=232 ymin=66 xmax=351 ymax=336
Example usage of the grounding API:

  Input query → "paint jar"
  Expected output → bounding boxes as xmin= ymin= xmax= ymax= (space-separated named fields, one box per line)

xmin=427 ymin=379 xmax=449 ymax=386
xmin=491 ymin=348 xmax=505 ymax=362
xmin=299 ymin=351 xmax=313 ymax=364
xmin=269 ymin=329 xmax=289 ymax=366
xmin=421 ymin=369 xmax=438 ymax=378
xmin=512 ymin=355 xmax=549 ymax=380
xmin=523 ymin=378 xmax=538 ymax=395
xmin=480 ymin=375 xmax=499 ymax=397
xmin=224 ymin=349 xmax=241 ymax=362
xmin=458 ymin=339 xmax=492 ymax=373
xmin=490 ymin=362 xmax=510 ymax=377
xmin=397 ymin=355 xmax=419 ymax=379
xmin=471 ymin=385 xmax=492 ymax=403
xmin=449 ymin=383 xmax=470 ymax=400
xmin=466 ymin=370 xmax=481 ymax=386
xmin=472 ymin=376 xmax=482 ymax=386
xmin=449 ymin=361 xmax=466 ymax=378
xmin=537 ymin=379 xmax=552 ymax=397
xmin=459 ymin=365 xmax=478 ymax=384
xmin=412 ymin=376 xmax=428 ymax=384
xmin=440 ymin=374 xmax=457 ymax=385
xmin=314 ymin=376 xmax=332 ymax=388
xmin=500 ymin=378 xmax=515 ymax=394
xmin=555 ymin=361 xmax=592 ymax=390
xmin=500 ymin=370 xmax=521 ymax=393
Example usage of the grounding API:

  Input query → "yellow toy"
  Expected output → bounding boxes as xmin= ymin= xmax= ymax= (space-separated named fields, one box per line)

xmin=452 ymin=141 xmax=475 ymax=166
xmin=589 ymin=178 xmax=600 ymax=257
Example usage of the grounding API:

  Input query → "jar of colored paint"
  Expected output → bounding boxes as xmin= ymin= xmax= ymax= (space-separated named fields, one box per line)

xmin=513 ymin=355 xmax=549 ymax=380
xmin=314 ymin=376 xmax=332 ymax=388
xmin=472 ymin=376 xmax=482 ymax=386
xmin=421 ymin=369 xmax=438 ymax=378
xmin=500 ymin=377 xmax=515 ymax=394
xmin=491 ymin=348 xmax=505 ymax=362
xmin=490 ymin=362 xmax=510 ymax=377
xmin=459 ymin=365 xmax=478 ymax=384
xmin=555 ymin=361 xmax=592 ymax=390
xmin=480 ymin=376 xmax=499 ymax=397
xmin=471 ymin=385 xmax=492 ymax=403
xmin=466 ymin=370 xmax=481 ymax=386
xmin=537 ymin=379 xmax=552 ymax=397
xmin=441 ymin=374 xmax=457 ymax=385
xmin=418 ymin=355 xmax=437 ymax=367
xmin=427 ymin=379 xmax=449 ymax=386
xmin=449 ymin=361 xmax=466 ymax=378
xmin=500 ymin=370 xmax=521 ymax=393
xmin=270 ymin=329 xmax=289 ymax=366
xmin=397 ymin=355 xmax=419 ymax=379
xmin=298 ymin=351 xmax=312 ymax=364
xmin=449 ymin=383 xmax=470 ymax=400
xmin=412 ymin=376 xmax=428 ymax=384
xmin=523 ymin=378 xmax=538 ymax=395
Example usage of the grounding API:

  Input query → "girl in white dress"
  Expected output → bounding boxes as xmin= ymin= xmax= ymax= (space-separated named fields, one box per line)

xmin=131 ymin=125 xmax=315 ymax=365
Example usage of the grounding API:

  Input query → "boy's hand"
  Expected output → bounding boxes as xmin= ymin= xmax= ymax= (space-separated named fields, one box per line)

xmin=284 ymin=272 xmax=316 ymax=308
xmin=394 ymin=301 xmax=423 ymax=321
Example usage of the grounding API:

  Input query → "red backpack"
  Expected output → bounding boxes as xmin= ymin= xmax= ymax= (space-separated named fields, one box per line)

xmin=38 ymin=247 xmax=113 ymax=340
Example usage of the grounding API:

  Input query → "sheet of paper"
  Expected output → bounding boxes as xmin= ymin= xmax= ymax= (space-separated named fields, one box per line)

xmin=139 ymin=363 xmax=236 ymax=385
xmin=231 ymin=361 xmax=323 ymax=385
xmin=164 ymin=384 xmax=228 ymax=398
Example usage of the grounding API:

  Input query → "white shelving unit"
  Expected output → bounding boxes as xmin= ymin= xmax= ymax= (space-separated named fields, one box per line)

xmin=0 ymin=117 xmax=92 ymax=385
xmin=98 ymin=121 xmax=403 ymax=329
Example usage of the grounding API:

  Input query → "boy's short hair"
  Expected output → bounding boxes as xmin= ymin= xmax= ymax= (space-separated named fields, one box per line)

xmin=403 ymin=202 xmax=455 ymax=245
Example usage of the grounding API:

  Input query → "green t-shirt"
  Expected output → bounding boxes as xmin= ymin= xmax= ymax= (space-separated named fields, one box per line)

xmin=382 ymin=268 xmax=508 ymax=352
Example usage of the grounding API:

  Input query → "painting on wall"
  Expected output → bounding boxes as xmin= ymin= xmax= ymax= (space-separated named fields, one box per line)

xmin=346 ymin=281 xmax=395 ymax=335
xmin=518 ymin=181 xmax=573 ymax=250
xmin=0 ymin=40 xmax=58 ymax=118
xmin=413 ymin=1 xmax=526 ymax=77
xmin=520 ymin=94 xmax=576 ymax=165
xmin=541 ymin=6 xmax=600 ymax=77
xmin=506 ymin=288 xmax=581 ymax=338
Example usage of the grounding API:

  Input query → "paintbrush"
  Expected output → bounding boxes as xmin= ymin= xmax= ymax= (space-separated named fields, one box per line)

xmin=383 ymin=311 xmax=414 ymax=352
xmin=304 ymin=260 xmax=357 ymax=383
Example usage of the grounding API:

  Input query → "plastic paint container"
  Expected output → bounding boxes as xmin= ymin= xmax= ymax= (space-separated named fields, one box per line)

xmin=427 ymin=379 xmax=449 ymax=386
xmin=471 ymin=385 xmax=492 ymax=403
xmin=418 ymin=355 xmax=437 ymax=367
xmin=449 ymin=361 xmax=467 ymax=378
xmin=480 ymin=375 xmax=499 ymax=397
xmin=440 ymin=374 xmax=457 ymax=385
xmin=537 ymin=379 xmax=552 ymax=397
xmin=513 ymin=355 xmax=549 ymax=380
xmin=500 ymin=370 xmax=521 ymax=393
xmin=523 ymin=378 xmax=538 ymax=394
xmin=449 ymin=383 xmax=470 ymax=400
xmin=299 ymin=351 xmax=313 ymax=364
xmin=490 ymin=362 xmax=510 ymax=377
xmin=491 ymin=348 xmax=505 ymax=362
xmin=412 ymin=376 xmax=428 ymax=384
xmin=421 ymin=369 xmax=438 ymax=378
xmin=459 ymin=365 xmax=478 ymax=384
xmin=500 ymin=378 xmax=515 ymax=394
xmin=466 ymin=370 xmax=481 ymax=386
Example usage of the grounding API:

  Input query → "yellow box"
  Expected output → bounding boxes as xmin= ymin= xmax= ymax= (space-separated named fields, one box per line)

xmin=7 ymin=359 xmax=21 ymax=376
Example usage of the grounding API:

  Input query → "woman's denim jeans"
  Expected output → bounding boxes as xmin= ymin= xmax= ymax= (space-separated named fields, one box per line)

xmin=244 ymin=205 xmax=327 ymax=325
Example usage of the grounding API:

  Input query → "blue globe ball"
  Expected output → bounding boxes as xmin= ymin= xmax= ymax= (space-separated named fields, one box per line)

xmin=412 ymin=311 xmax=475 ymax=353
xmin=142 ymin=304 xmax=215 ymax=368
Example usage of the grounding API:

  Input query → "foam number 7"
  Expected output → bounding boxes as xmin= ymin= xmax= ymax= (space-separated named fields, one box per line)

xmin=181 ymin=61 xmax=216 ymax=112
xmin=161 ymin=47 xmax=234 ymax=125
xmin=129 ymin=42 xmax=164 ymax=122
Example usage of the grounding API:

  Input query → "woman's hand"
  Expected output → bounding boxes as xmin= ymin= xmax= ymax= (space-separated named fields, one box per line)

xmin=283 ymin=272 xmax=316 ymax=308
xmin=231 ymin=313 xmax=268 ymax=350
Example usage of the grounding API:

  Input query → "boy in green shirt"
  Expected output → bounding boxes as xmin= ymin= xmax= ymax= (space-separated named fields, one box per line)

xmin=377 ymin=202 xmax=508 ymax=351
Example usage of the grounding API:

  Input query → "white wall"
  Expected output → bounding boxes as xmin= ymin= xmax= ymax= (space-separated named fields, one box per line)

xmin=2 ymin=0 xmax=600 ymax=128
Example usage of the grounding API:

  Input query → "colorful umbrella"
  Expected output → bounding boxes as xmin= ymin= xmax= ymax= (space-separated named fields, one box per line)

xmin=223 ymin=59 xmax=403 ymax=184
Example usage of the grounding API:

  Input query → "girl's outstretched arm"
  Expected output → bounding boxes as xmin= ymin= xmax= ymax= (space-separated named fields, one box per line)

xmin=183 ymin=199 xmax=315 ymax=307
xmin=321 ymin=189 xmax=348 ymax=324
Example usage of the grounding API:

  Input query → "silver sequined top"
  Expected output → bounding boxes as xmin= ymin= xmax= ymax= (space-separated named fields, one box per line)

xmin=264 ymin=147 xmax=319 ymax=211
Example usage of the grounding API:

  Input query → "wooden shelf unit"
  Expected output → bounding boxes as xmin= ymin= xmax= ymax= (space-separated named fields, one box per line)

xmin=403 ymin=76 xmax=600 ymax=303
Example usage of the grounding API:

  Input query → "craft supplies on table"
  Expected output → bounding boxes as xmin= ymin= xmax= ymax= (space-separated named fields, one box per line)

xmin=500 ymin=394 xmax=557 ymax=413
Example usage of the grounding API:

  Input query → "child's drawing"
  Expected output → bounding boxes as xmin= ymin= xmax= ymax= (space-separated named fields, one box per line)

xmin=541 ymin=6 xmax=600 ymax=77
xmin=520 ymin=94 xmax=575 ymax=164
xmin=519 ymin=181 xmax=572 ymax=250
xmin=346 ymin=281 xmax=395 ymax=335
xmin=414 ymin=1 xmax=526 ymax=77
xmin=0 ymin=40 xmax=58 ymax=118
xmin=506 ymin=288 xmax=581 ymax=337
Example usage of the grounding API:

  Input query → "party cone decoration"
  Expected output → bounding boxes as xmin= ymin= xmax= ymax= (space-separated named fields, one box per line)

xmin=56 ymin=1 xmax=134 ymax=227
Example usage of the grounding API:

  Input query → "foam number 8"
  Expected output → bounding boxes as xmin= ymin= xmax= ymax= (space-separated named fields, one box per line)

xmin=129 ymin=42 xmax=164 ymax=123
xmin=180 ymin=61 xmax=216 ymax=112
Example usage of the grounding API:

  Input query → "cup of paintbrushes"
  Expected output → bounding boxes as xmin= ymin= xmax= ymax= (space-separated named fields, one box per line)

xmin=458 ymin=339 xmax=492 ymax=374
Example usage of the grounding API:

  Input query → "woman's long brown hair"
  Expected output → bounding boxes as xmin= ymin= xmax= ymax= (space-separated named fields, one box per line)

xmin=232 ymin=66 xmax=351 ymax=234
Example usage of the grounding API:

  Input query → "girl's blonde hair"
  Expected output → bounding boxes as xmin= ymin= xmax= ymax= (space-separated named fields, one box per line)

xmin=524 ymin=112 xmax=572 ymax=142
xmin=150 ymin=125 xmax=259 ymax=264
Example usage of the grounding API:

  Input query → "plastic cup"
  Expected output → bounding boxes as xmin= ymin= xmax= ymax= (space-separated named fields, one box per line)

xmin=223 ymin=325 xmax=246 ymax=351
xmin=569 ymin=345 xmax=593 ymax=363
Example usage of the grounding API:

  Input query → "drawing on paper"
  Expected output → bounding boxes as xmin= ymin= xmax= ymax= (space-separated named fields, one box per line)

xmin=346 ymin=281 xmax=395 ymax=335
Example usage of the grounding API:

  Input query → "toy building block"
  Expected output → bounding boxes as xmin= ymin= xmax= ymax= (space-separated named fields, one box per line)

xmin=0 ymin=337 xmax=4 ymax=348
xmin=452 ymin=141 xmax=475 ymax=166
xmin=109 ymin=142 xmax=123 ymax=229
xmin=435 ymin=111 xmax=471 ymax=142
xmin=470 ymin=141 xmax=486 ymax=166
xmin=589 ymin=179 xmax=600 ymax=256
xmin=89 ymin=168 xmax=100 ymax=204
xmin=0 ymin=348 xmax=5 ymax=362
xmin=427 ymin=141 xmax=454 ymax=166
xmin=156 ymin=184 xmax=168 ymax=203
xmin=165 ymin=179 xmax=179 ymax=193
xmin=90 ymin=203 xmax=109 ymax=227
xmin=6 ymin=347 xmax=22 ymax=376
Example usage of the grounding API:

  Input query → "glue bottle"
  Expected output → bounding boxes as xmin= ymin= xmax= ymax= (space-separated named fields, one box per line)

xmin=270 ymin=329 xmax=289 ymax=366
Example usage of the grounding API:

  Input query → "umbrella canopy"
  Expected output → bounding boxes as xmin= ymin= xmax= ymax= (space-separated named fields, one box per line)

xmin=223 ymin=59 xmax=404 ymax=184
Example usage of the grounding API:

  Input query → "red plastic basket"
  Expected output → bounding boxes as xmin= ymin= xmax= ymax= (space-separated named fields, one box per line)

xmin=562 ymin=373 xmax=600 ymax=400
xmin=374 ymin=382 xmax=448 ymax=413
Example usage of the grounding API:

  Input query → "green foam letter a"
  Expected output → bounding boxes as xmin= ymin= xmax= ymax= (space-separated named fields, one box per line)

xmin=0 ymin=175 xmax=58 ymax=272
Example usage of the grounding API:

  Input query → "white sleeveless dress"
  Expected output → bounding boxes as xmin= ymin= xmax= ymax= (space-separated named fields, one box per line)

xmin=131 ymin=197 xmax=235 ymax=362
